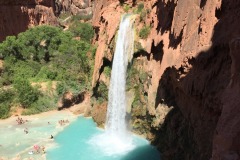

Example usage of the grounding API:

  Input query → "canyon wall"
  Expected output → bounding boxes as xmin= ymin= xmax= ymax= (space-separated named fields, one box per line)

xmin=91 ymin=0 xmax=240 ymax=159
xmin=55 ymin=0 xmax=92 ymax=16
xmin=0 ymin=0 xmax=93 ymax=42
xmin=0 ymin=0 xmax=58 ymax=42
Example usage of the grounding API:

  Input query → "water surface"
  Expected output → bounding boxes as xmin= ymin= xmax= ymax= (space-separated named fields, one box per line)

xmin=47 ymin=117 xmax=161 ymax=160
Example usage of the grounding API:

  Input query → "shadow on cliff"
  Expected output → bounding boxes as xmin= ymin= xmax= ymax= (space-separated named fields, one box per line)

xmin=151 ymin=0 xmax=240 ymax=159
xmin=153 ymin=0 xmax=182 ymax=49
xmin=120 ymin=145 xmax=161 ymax=160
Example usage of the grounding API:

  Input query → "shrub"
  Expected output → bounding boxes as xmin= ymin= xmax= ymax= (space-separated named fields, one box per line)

xmin=0 ymin=103 xmax=11 ymax=119
xmin=137 ymin=3 xmax=144 ymax=13
xmin=56 ymin=81 xmax=85 ymax=96
xmin=140 ymin=10 xmax=147 ymax=21
xmin=103 ymin=66 xmax=111 ymax=78
xmin=22 ymin=95 xmax=57 ymax=115
xmin=14 ymin=79 xmax=40 ymax=108
xmin=123 ymin=4 xmax=130 ymax=12
xmin=139 ymin=26 xmax=151 ymax=39
xmin=95 ymin=82 xmax=108 ymax=103
xmin=69 ymin=22 xmax=94 ymax=42
xmin=71 ymin=14 xmax=93 ymax=22
xmin=0 ymin=89 xmax=15 ymax=119
xmin=35 ymin=66 xmax=57 ymax=81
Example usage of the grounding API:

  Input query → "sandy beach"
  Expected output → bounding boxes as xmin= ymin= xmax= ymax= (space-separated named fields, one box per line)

xmin=0 ymin=109 xmax=79 ymax=160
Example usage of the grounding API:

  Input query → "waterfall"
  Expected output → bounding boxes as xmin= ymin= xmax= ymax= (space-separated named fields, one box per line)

xmin=89 ymin=15 xmax=135 ymax=156
xmin=106 ymin=14 xmax=135 ymax=138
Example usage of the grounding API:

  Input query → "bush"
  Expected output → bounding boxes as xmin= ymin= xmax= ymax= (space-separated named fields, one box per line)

xmin=137 ymin=3 xmax=144 ymax=13
xmin=103 ymin=66 xmax=111 ymax=78
xmin=71 ymin=14 xmax=93 ymax=22
xmin=139 ymin=26 xmax=151 ymax=39
xmin=0 ymin=89 xmax=15 ymax=119
xmin=35 ymin=66 xmax=57 ymax=81
xmin=22 ymin=95 xmax=57 ymax=115
xmin=69 ymin=22 xmax=94 ymax=42
xmin=123 ymin=4 xmax=130 ymax=12
xmin=14 ymin=79 xmax=40 ymax=108
xmin=96 ymin=82 xmax=108 ymax=101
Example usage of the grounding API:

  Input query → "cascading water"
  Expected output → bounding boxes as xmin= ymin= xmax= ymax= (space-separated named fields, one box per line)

xmin=89 ymin=14 xmax=135 ymax=156
xmin=106 ymin=14 xmax=135 ymax=139
xmin=47 ymin=14 xmax=161 ymax=160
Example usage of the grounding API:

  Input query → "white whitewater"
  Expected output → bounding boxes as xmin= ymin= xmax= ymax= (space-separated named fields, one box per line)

xmin=106 ymin=14 xmax=135 ymax=138
xmin=89 ymin=15 xmax=135 ymax=156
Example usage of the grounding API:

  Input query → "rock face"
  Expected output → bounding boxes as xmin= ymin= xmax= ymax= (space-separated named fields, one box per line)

xmin=0 ymin=0 xmax=58 ymax=42
xmin=55 ymin=0 xmax=93 ymax=16
xmin=91 ymin=0 xmax=240 ymax=159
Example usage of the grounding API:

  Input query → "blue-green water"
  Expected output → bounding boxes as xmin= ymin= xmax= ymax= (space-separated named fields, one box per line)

xmin=47 ymin=117 xmax=161 ymax=160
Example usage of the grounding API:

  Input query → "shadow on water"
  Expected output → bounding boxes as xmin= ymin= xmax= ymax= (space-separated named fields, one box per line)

xmin=121 ymin=145 xmax=161 ymax=160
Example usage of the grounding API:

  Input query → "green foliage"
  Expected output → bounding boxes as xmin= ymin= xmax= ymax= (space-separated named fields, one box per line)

xmin=71 ymin=14 xmax=93 ymax=22
xmin=14 ymin=79 xmax=40 ymax=108
xmin=0 ymin=23 xmax=95 ymax=115
xmin=0 ymin=25 xmax=74 ymax=62
xmin=59 ymin=12 xmax=72 ymax=20
xmin=69 ymin=22 xmax=94 ymax=42
xmin=22 ymin=95 xmax=57 ymax=115
xmin=95 ymin=82 xmax=108 ymax=104
xmin=139 ymin=25 xmax=151 ymax=39
xmin=123 ymin=4 xmax=130 ymax=12
xmin=35 ymin=66 xmax=57 ymax=81
xmin=103 ymin=66 xmax=111 ymax=78
xmin=56 ymin=81 xmax=85 ymax=97
xmin=137 ymin=3 xmax=144 ymax=13
xmin=0 ymin=89 xmax=15 ymax=119
xmin=140 ymin=10 xmax=147 ymax=21
xmin=56 ymin=82 xmax=67 ymax=96
xmin=0 ymin=36 xmax=20 ymax=59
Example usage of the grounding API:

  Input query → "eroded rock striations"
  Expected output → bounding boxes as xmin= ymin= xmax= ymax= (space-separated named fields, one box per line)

xmin=55 ymin=0 xmax=93 ymax=16
xmin=0 ymin=0 xmax=58 ymax=42
xmin=91 ymin=0 xmax=240 ymax=159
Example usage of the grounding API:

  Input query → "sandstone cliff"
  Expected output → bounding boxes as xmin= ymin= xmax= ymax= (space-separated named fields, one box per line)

xmin=55 ymin=0 xmax=92 ymax=16
xmin=91 ymin=0 xmax=240 ymax=159
xmin=0 ymin=0 xmax=58 ymax=42
xmin=0 ymin=0 xmax=94 ymax=42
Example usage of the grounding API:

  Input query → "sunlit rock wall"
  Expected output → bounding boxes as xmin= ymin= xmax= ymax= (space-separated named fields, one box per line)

xmin=91 ymin=0 xmax=240 ymax=159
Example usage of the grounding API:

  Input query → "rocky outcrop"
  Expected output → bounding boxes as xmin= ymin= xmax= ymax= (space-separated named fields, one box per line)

xmin=55 ymin=0 xmax=93 ymax=16
xmin=58 ymin=91 xmax=85 ymax=110
xmin=0 ymin=0 xmax=58 ymax=42
xmin=91 ymin=0 xmax=240 ymax=159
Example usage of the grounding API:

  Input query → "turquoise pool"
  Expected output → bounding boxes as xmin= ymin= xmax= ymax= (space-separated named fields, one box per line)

xmin=47 ymin=117 xmax=161 ymax=160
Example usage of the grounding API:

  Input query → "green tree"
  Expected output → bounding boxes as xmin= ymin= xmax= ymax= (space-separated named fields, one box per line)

xmin=14 ymin=79 xmax=40 ymax=108
xmin=69 ymin=22 xmax=94 ymax=42
xmin=0 ymin=89 xmax=15 ymax=119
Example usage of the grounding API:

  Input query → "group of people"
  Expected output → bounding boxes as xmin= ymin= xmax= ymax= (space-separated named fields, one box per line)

xmin=29 ymin=145 xmax=45 ymax=155
xmin=58 ymin=119 xmax=69 ymax=126
xmin=20 ymin=119 xmax=71 ymax=155
xmin=16 ymin=117 xmax=27 ymax=125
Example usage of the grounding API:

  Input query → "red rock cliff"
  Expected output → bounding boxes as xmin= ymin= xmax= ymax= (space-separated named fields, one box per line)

xmin=91 ymin=0 xmax=240 ymax=159
xmin=0 ymin=0 xmax=58 ymax=42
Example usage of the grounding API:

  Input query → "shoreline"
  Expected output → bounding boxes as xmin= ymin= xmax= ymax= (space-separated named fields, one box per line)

xmin=0 ymin=109 xmax=79 ymax=160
